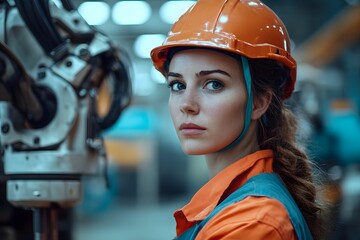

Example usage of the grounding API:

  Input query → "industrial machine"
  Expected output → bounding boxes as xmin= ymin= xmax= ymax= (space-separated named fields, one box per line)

xmin=0 ymin=0 xmax=132 ymax=239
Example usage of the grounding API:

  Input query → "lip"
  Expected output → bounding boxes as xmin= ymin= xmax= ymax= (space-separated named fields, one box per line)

xmin=179 ymin=123 xmax=206 ymax=136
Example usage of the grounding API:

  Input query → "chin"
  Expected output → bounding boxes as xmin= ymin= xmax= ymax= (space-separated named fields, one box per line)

xmin=181 ymin=144 xmax=218 ymax=155
xmin=183 ymin=149 xmax=204 ymax=155
xmin=181 ymin=144 xmax=202 ymax=155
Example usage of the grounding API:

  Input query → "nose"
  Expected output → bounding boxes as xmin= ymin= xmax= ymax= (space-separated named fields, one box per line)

xmin=180 ymin=90 xmax=199 ymax=115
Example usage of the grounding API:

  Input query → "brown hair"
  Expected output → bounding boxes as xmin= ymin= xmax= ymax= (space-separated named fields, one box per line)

xmin=249 ymin=58 xmax=325 ymax=240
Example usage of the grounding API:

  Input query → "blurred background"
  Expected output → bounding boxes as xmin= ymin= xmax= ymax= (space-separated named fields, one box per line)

xmin=1 ymin=0 xmax=360 ymax=239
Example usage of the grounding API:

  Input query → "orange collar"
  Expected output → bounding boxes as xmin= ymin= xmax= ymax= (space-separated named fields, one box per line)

xmin=174 ymin=149 xmax=274 ymax=225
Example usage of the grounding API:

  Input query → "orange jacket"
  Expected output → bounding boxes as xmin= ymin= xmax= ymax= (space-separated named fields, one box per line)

xmin=174 ymin=150 xmax=297 ymax=239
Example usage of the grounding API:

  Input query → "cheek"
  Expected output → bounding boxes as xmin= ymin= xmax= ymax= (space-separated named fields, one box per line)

xmin=168 ymin=97 xmax=178 ymax=123
xmin=205 ymin=95 xmax=247 ymax=143
xmin=208 ymin=95 xmax=246 ymax=121
xmin=215 ymin=106 xmax=242 ymax=128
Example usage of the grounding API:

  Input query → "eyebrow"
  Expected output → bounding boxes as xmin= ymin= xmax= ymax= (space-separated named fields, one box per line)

xmin=197 ymin=69 xmax=231 ymax=77
xmin=167 ymin=72 xmax=183 ymax=78
xmin=167 ymin=69 xmax=231 ymax=79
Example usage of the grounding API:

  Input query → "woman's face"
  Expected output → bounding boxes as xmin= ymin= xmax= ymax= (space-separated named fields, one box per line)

xmin=167 ymin=49 xmax=248 ymax=154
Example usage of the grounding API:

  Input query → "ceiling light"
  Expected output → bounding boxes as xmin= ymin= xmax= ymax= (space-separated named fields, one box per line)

xmin=78 ymin=2 xmax=110 ymax=25
xmin=159 ymin=1 xmax=196 ymax=24
xmin=112 ymin=1 xmax=151 ymax=25
xmin=133 ymin=34 xmax=166 ymax=59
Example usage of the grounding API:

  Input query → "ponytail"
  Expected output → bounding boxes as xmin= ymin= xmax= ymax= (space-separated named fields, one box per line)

xmin=249 ymin=58 xmax=325 ymax=240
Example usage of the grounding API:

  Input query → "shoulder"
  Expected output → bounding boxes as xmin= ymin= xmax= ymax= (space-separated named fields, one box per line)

xmin=196 ymin=196 xmax=296 ymax=240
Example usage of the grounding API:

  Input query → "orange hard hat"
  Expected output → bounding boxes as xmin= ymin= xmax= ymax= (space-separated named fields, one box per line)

xmin=151 ymin=0 xmax=296 ymax=99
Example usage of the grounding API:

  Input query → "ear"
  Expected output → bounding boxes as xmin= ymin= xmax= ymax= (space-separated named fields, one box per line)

xmin=251 ymin=91 xmax=272 ymax=120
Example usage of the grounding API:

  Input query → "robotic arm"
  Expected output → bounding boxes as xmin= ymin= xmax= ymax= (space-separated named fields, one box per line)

xmin=0 ymin=0 xmax=132 ymax=239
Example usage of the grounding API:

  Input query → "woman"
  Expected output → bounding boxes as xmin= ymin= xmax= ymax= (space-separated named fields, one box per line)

xmin=151 ymin=0 xmax=324 ymax=239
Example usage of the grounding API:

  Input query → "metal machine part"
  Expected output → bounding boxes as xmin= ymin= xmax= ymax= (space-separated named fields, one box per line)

xmin=0 ymin=0 xmax=132 ymax=239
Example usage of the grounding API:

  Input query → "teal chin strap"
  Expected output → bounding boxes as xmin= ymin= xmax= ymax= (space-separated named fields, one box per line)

xmin=218 ymin=56 xmax=253 ymax=152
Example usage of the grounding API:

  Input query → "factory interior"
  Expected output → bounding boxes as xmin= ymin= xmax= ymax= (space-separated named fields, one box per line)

xmin=1 ymin=0 xmax=360 ymax=239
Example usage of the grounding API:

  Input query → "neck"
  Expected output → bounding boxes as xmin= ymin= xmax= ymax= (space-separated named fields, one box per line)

xmin=205 ymin=121 xmax=259 ymax=178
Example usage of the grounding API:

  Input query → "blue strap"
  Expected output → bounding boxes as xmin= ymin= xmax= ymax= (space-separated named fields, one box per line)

xmin=176 ymin=173 xmax=313 ymax=240
xmin=218 ymin=56 xmax=253 ymax=151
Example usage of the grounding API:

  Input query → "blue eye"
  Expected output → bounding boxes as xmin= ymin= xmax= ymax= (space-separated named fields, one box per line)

xmin=205 ymin=80 xmax=223 ymax=91
xmin=168 ymin=81 xmax=186 ymax=92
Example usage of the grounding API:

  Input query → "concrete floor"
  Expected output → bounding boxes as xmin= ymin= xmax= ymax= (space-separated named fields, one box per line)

xmin=74 ymin=199 xmax=184 ymax=240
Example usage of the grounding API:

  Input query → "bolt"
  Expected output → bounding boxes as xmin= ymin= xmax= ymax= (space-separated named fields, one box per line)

xmin=79 ymin=89 xmax=87 ymax=97
xmin=1 ymin=123 xmax=10 ymax=134
xmin=79 ymin=48 xmax=90 ymax=58
xmin=37 ymin=65 xmax=47 ymax=80
xmin=73 ymin=18 xmax=80 ymax=25
xmin=65 ymin=60 xmax=73 ymax=67
xmin=38 ymin=71 xmax=46 ymax=80
xmin=33 ymin=136 xmax=40 ymax=145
